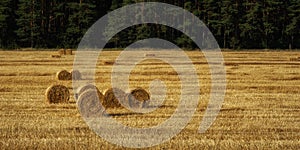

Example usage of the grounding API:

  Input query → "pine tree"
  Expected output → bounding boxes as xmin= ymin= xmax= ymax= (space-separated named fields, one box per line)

xmin=39 ymin=0 xmax=60 ymax=48
xmin=175 ymin=0 xmax=196 ymax=49
xmin=204 ymin=0 xmax=223 ymax=47
xmin=262 ymin=0 xmax=282 ymax=49
xmin=0 ymin=0 xmax=17 ymax=48
xmin=105 ymin=0 xmax=127 ymax=48
xmin=15 ymin=0 xmax=44 ymax=48
xmin=110 ymin=0 xmax=123 ymax=11
xmin=4 ymin=0 xmax=299 ymax=49
xmin=221 ymin=0 xmax=235 ymax=49
xmin=240 ymin=0 xmax=264 ymax=48
xmin=63 ymin=0 xmax=96 ymax=48
xmin=286 ymin=0 xmax=300 ymax=49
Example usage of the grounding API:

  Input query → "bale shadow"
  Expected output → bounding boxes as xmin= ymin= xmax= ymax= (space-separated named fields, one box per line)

xmin=107 ymin=112 xmax=137 ymax=117
xmin=106 ymin=105 xmax=176 ymax=117
xmin=147 ymin=104 xmax=176 ymax=109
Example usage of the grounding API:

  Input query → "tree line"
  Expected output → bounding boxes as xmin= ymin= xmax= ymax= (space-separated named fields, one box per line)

xmin=0 ymin=0 xmax=299 ymax=49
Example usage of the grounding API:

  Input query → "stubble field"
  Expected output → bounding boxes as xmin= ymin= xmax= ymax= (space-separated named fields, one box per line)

xmin=0 ymin=50 xmax=299 ymax=149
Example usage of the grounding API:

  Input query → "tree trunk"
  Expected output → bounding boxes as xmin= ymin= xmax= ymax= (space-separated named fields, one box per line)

xmin=289 ymin=35 xmax=294 ymax=49
xmin=31 ymin=0 xmax=34 ymax=48
xmin=223 ymin=29 xmax=226 ymax=48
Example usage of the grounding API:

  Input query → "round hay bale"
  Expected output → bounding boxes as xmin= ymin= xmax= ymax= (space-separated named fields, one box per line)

xmin=77 ymin=89 xmax=106 ymax=118
xmin=45 ymin=84 xmax=70 ymax=104
xmin=58 ymin=49 xmax=66 ymax=55
xmin=66 ymin=49 xmax=72 ymax=55
xmin=103 ymin=88 xmax=126 ymax=108
xmin=122 ymin=93 xmax=131 ymax=108
xmin=75 ymin=84 xmax=100 ymax=101
xmin=56 ymin=70 xmax=71 ymax=80
xmin=70 ymin=69 xmax=81 ymax=80
xmin=125 ymin=88 xmax=150 ymax=109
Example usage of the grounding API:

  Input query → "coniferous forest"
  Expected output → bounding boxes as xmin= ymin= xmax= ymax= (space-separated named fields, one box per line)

xmin=0 ymin=0 xmax=299 ymax=49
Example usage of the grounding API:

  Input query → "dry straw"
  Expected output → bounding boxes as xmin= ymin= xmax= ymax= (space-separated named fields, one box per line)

xmin=70 ymin=69 xmax=81 ymax=80
xmin=75 ymin=84 xmax=100 ymax=101
xmin=66 ymin=49 xmax=73 ymax=55
xmin=56 ymin=70 xmax=71 ymax=80
xmin=58 ymin=49 xmax=66 ymax=55
xmin=77 ymin=89 xmax=106 ymax=118
xmin=125 ymin=87 xmax=150 ymax=109
xmin=45 ymin=84 xmax=70 ymax=104
xmin=103 ymin=88 xmax=126 ymax=108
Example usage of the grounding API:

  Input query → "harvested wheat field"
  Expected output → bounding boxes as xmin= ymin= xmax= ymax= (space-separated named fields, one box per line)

xmin=0 ymin=50 xmax=299 ymax=149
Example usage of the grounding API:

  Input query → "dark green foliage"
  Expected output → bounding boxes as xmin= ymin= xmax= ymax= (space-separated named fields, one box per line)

xmin=240 ymin=1 xmax=264 ymax=49
xmin=15 ymin=0 xmax=43 ymax=48
xmin=285 ymin=0 xmax=300 ymax=49
xmin=63 ymin=1 xmax=96 ymax=48
xmin=0 ymin=0 xmax=18 ymax=49
xmin=0 ymin=0 xmax=299 ymax=49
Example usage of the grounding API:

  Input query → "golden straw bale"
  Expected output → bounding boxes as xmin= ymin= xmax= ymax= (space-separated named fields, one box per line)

xmin=56 ymin=70 xmax=71 ymax=80
xmin=45 ymin=84 xmax=70 ymax=104
xmin=70 ymin=69 xmax=81 ymax=80
xmin=122 ymin=93 xmax=131 ymax=108
xmin=66 ymin=49 xmax=73 ymax=55
xmin=58 ymin=49 xmax=66 ymax=55
xmin=125 ymin=87 xmax=150 ymax=109
xmin=103 ymin=88 xmax=126 ymax=108
xmin=77 ymin=89 xmax=106 ymax=118
xmin=75 ymin=84 xmax=100 ymax=101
